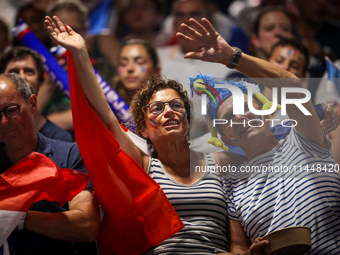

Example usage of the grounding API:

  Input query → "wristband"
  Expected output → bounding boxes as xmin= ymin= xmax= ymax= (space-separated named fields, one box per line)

xmin=227 ymin=47 xmax=242 ymax=69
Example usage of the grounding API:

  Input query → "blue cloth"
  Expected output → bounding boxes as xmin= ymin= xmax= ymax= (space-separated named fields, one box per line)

xmin=0 ymin=133 xmax=96 ymax=255
xmin=39 ymin=119 xmax=73 ymax=142
xmin=88 ymin=0 xmax=113 ymax=36
xmin=306 ymin=22 xmax=340 ymax=102
xmin=187 ymin=74 xmax=249 ymax=120
xmin=229 ymin=25 xmax=249 ymax=54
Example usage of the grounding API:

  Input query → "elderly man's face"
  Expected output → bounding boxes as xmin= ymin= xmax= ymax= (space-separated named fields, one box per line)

xmin=5 ymin=55 xmax=40 ymax=94
xmin=0 ymin=79 xmax=36 ymax=145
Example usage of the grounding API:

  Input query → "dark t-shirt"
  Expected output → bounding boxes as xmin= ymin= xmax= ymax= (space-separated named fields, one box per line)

xmin=39 ymin=119 xmax=73 ymax=142
xmin=0 ymin=133 xmax=97 ymax=255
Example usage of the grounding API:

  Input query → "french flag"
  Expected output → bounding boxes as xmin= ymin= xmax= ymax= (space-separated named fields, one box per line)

xmin=0 ymin=152 xmax=89 ymax=254
xmin=68 ymin=51 xmax=183 ymax=254
xmin=326 ymin=57 xmax=340 ymax=105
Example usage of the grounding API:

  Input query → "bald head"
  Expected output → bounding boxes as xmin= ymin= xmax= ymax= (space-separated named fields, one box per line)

xmin=0 ymin=73 xmax=33 ymax=99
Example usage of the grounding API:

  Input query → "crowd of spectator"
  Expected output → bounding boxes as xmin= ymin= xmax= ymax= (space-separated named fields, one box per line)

xmin=1 ymin=0 xmax=340 ymax=254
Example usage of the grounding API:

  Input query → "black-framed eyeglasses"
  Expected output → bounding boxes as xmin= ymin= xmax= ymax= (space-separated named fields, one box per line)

xmin=146 ymin=98 xmax=185 ymax=116
xmin=0 ymin=98 xmax=28 ymax=121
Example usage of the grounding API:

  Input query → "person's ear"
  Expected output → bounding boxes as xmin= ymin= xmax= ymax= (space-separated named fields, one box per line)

xmin=28 ymin=94 xmax=37 ymax=114
xmin=221 ymin=134 xmax=236 ymax=147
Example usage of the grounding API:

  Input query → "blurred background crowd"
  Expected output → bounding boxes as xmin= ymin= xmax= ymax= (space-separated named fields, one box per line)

xmin=0 ymin=0 xmax=339 ymax=143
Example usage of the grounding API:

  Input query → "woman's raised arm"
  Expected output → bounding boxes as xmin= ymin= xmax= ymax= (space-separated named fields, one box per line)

xmin=176 ymin=18 xmax=329 ymax=149
xmin=45 ymin=16 xmax=148 ymax=169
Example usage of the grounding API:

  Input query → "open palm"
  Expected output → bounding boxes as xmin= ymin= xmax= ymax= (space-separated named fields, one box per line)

xmin=45 ymin=16 xmax=86 ymax=54
xmin=176 ymin=18 xmax=233 ymax=66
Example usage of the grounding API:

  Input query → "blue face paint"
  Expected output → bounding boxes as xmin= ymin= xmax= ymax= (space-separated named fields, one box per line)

xmin=149 ymin=118 xmax=157 ymax=129
xmin=141 ymin=66 xmax=146 ymax=73
xmin=288 ymin=49 xmax=296 ymax=56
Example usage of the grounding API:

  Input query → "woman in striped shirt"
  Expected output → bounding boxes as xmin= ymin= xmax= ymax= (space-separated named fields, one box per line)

xmin=177 ymin=17 xmax=340 ymax=254
xmin=45 ymin=15 xmax=267 ymax=255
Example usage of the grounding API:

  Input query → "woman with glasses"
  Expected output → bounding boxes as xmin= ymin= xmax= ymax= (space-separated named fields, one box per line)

xmin=44 ymin=15 xmax=270 ymax=254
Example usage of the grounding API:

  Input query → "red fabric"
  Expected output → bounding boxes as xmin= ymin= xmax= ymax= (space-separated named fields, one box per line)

xmin=67 ymin=53 xmax=183 ymax=255
xmin=0 ymin=152 xmax=89 ymax=211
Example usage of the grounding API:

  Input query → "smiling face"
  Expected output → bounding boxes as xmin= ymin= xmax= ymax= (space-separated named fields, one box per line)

xmin=252 ymin=10 xmax=293 ymax=55
xmin=0 ymin=78 xmax=36 ymax=146
xmin=141 ymin=88 xmax=189 ymax=141
xmin=118 ymin=44 xmax=159 ymax=91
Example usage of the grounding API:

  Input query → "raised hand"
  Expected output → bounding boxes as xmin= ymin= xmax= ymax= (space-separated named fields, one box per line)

xmin=321 ymin=103 xmax=340 ymax=134
xmin=45 ymin=16 xmax=86 ymax=54
xmin=176 ymin=18 xmax=234 ymax=66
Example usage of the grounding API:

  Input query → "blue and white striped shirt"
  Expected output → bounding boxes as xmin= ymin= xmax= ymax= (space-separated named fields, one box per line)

xmin=145 ymin=153 xmax=228 ymax=254
xmin=224 ymin=127 xmax=340 ymax=254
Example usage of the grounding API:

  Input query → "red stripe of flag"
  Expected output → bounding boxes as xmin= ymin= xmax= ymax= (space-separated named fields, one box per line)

xmin=0 ymin=152 xmax=88 ymax=246
xmin=67 ymin=52 xmax=183 ymax=255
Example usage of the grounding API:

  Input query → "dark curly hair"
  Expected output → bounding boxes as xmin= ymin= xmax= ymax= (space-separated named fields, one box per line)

xmin=130 ymin=76 xmax=192 ymax=157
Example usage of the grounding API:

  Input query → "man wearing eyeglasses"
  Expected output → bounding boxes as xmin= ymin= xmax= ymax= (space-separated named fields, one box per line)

xmin=0 ymin=73 xmax=100 ymax=254
xmin=0 ymin=46 xmax=73 ymax=142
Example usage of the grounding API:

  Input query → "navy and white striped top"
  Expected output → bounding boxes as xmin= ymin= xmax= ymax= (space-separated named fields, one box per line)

xmin=145 ymin=153 xmax=228 ymax=254
xmin=224 ymin=127 xmax=340 ymax=254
